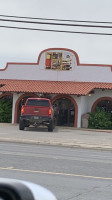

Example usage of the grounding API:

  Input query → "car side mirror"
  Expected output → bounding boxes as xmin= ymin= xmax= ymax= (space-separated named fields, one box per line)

xmin=0 ymin=178 xmax=57 ymax=200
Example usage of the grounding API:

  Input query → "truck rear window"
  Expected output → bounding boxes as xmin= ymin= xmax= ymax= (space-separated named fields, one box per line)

xmin=26 ymin=99 xmax=50 ymax=107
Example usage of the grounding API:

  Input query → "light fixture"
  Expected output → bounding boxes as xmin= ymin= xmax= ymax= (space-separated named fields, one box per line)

xmin=88 ymin=90 xmax=94 ymax=96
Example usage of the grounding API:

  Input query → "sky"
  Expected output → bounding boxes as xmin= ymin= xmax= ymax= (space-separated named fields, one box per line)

xmin=0 ymin=0 xmax=112 ymax=69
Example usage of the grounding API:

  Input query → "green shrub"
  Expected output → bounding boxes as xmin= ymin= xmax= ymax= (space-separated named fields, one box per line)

xmin=0 ymin=98 xmax=12 ymax=123
xmin=88 ymin=107 xmax=112 ymax=129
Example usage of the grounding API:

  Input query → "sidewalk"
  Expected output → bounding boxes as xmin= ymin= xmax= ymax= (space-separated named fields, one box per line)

xmin=0 ymin=123 xmax=112 ymax=150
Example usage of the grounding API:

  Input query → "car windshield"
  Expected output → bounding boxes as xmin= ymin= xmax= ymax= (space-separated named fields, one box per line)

xmin=26 ymin=99 xmax=50 ymax=107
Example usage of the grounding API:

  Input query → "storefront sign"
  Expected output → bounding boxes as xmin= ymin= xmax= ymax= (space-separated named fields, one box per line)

xmin=45 ymin=51 xmax=72 ymax=70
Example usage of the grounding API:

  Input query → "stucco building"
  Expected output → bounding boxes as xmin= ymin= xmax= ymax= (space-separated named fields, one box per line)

xmin=0 ymin=48 xmax=112 ymax=128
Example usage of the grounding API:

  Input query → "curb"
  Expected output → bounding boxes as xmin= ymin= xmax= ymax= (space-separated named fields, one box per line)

xmin=61 ymin=127 xmax=112 ymax=133
xmin=0 ymin=138 xmax=112 ymax=150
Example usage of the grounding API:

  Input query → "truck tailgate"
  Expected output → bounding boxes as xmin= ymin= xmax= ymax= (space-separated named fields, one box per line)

xmin=23 ymin=106 xmax=50 ymax=116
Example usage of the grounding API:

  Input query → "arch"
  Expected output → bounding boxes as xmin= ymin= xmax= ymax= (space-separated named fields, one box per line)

xmin=91 ymin=97 xmax=112 ymax=112
xmin=52 ymin=94 xmax=78 ymax=128
xmin=14 ymin=93 xmax=38 ymax=123
xmin=0 ymin=92 xmax=13 ymax=99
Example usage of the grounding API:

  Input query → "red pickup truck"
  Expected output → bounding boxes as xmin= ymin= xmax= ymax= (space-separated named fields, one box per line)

xmin=19 ymin=98 xmax=55 ymax=131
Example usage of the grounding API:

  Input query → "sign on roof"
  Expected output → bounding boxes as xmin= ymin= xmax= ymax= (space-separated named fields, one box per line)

xmin=45 ymin=51 xmax=72 ymax=70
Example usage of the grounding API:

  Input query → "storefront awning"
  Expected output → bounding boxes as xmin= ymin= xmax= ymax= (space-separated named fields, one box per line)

xmin=0 ymin=79 xmax=112 ymax=95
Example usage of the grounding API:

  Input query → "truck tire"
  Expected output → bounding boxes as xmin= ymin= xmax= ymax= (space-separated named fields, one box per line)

xmin=19 ymin=119 xmax=25 ymax=130
xmin=48 ymin=120 xmax=53 ymax=132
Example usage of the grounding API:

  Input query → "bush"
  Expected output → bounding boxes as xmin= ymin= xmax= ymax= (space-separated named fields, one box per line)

xmin=88 ymin=107 xmax=112 ymax=129
xmin=0 ymin=98 xmax=12 ymax=123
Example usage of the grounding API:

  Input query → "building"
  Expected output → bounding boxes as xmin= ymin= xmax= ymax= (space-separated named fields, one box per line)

xmin=0 ymin=48 xmax=112 ymax=128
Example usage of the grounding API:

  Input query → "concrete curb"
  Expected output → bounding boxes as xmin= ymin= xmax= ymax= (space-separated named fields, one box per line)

xmin=60 ymin=127 xmax=112 ymax=133
xmin=0 ymin=138 xmax=112 ymax=150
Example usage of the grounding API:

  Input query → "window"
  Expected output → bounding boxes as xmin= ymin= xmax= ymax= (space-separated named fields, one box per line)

xmin=26 ymin=99 xmax=50 ymax=107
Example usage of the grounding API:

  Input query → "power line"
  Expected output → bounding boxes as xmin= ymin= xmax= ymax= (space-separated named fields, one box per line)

xmin=0 ymin=25 xmax=112 ymax=35
xmin=0 ymin=18 xmax=112 ymax=29
xmin=0 ymin=14 xmax=112 ymax=25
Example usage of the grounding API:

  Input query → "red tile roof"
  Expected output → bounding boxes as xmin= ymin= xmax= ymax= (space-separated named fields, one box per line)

xmin=0 ymin=79 xmax=112 ymax=95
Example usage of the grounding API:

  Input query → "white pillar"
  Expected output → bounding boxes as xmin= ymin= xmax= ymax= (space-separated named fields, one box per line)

xmin=72 ymin=95 xmax=82 ymax=128
xmin=12 ymin=93 xmax=22 ymax=124
xmin=76 ymin=97 xmax=82 ymax=128
xmin=77 ymin=96 xmax=89 ymax=128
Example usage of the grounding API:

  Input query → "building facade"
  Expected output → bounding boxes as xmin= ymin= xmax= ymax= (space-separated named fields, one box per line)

xmin=0 ymin=48 xmax=112 ymax=128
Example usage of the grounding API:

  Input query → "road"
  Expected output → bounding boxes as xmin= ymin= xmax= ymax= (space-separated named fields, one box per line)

xmin=0 ymin=142 xmax=112 ymax=200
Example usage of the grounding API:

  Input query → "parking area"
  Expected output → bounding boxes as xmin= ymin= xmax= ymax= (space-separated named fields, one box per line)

xmin=0 ymin=123 xmax=112 ymax=149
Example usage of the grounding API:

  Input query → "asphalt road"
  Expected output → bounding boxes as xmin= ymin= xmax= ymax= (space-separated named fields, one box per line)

xmin=0 ymin=142 xmax=112 ymax=200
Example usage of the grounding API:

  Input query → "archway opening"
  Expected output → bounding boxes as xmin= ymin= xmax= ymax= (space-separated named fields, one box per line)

xmin=96 ymin=100 xmax=112 ymax=119
xmin=0 ymin=95 xmax=13 ymax=123
xmin=53 ymin=97 xmax=75 ymax=127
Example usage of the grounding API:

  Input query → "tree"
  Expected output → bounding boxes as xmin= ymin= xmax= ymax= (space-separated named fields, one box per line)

xmin=0 ymin=98 xmax=12 ymax=123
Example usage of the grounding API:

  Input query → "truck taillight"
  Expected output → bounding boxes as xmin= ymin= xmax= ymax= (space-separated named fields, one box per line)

xmin=49 ymin=108 xmax=52 ymax=116
xmin=21 ymin=106 xmax=24 ymax=115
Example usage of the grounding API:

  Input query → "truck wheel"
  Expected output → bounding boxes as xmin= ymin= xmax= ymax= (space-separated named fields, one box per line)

xmin=48 ymin=121 xmax=53 ymax=132
xmin=19 ymin=119 xmax=25 ymax=130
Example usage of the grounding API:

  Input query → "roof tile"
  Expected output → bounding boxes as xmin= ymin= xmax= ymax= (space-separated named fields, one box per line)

xmin=0 ymin=79 xmax=112 ymax=95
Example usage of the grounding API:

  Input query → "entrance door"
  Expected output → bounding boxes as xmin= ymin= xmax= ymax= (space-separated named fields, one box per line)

xmin=53 ymin=98 xmax=75 ymax=127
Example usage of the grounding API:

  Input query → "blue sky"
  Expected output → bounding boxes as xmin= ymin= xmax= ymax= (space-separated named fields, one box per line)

xmin=0 ymin=0 xmax=112 ymax=68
